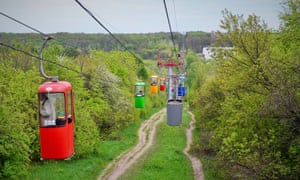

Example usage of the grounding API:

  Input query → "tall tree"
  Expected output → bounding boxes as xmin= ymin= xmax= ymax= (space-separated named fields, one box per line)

xmin=191 ymin=7 xmax=300 ymax=179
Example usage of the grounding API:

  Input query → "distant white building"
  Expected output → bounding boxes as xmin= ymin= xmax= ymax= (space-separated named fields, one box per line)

xmin=202 ymin=46 xmax=233 ymax=60
xmin=202 ymin=47 xmax=215 ymax=60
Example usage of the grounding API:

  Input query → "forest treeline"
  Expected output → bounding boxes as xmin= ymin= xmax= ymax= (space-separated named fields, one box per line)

xmin=0 ymin=31 xmax=211 ymax=59
xmin=187 ymin=1 xmax=300 ymax=179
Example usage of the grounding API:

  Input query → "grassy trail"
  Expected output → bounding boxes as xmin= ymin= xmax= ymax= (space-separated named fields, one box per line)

xmin=119 ymin=108 xmax=195 ymax=180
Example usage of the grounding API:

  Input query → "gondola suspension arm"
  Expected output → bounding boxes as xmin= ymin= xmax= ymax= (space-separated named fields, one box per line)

xmin=39 ymin=36 xmax=58 ymax=81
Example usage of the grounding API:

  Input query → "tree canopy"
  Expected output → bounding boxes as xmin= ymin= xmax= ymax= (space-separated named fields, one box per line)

xmin=189 ymin=1 xmax=300 ymax=179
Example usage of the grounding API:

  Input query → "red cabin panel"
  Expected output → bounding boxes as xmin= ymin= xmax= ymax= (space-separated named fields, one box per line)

xmin=40 ymin=127 xmax=69 ymax=159
xmin=160 ymin=84 xmax=166 ymax=91
xmin=38 ymin=81 xmax=72 ymax=93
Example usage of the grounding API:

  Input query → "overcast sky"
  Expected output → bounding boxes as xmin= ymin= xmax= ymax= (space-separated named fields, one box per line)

xmin=0 ymin=0 xmax=283 ymax=34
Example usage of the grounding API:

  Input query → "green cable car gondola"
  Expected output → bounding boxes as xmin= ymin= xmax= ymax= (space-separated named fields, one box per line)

xmin=135 ymin=81 xmax=145 ymax=108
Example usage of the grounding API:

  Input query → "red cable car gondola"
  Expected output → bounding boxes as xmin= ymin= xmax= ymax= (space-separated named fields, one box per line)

xmin=38 ymin=37 xmax=75 ymax=160
xmin=159 ymin=77 xmax=166 ymax=91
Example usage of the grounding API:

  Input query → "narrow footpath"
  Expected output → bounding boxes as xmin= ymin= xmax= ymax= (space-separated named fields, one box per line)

xmin=185 ymin=111 xmax=205 ymax=180
xmin=98 ymin=108 xmax=166 ymax=180
xmin=98 ymin=108 xmax=204 ymax=180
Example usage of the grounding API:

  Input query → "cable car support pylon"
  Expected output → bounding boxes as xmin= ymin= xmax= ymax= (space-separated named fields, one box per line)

xmin=157 ymin=58 xmax=184 ymax=126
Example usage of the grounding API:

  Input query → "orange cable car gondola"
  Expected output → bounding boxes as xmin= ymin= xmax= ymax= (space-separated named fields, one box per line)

xmin=38 ymin=37 xmax=75 ymax=160
xmin=150 ymin=75 xmax=159 ymax=94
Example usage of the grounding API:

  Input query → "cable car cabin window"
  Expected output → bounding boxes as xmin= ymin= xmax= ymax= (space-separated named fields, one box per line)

xmin=151 ymin=76 xmax=158 ymax=86
xmin=135 ymin=86 xmax=144 ymax=96
xmin=39 ymin=93 xmax=66 ymax=127
xmin=68 ymin=91 xmax=73 ymax=123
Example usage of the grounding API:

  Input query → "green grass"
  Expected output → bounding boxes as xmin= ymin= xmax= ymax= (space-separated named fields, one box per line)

xmin=190 ymin=113 xmax=222 ymax=180
xmin=200 ymin=156 xmax=222 ymax=180
xmin=120 ymin=109 xmax=194 ymax=180
xmin=27 ymin=108 xmax=161 ymax=180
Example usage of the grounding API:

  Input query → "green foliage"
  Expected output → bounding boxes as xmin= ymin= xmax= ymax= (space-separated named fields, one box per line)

xmin=63 ymin=46 xmax=80 ymax=57
xmin=82 ymin=50 xmax=137 ymax=138
xmin=185 ymin=31 xmax=211 ymax=53
xmin=214 ymin=93 xmax=290 ymax=179
xmin=74 ymin=106 xmax=100 ymax=158
xmin=189 ymin=4 xmax=300 ymax=179
xmin=0 ymin=63 xmax=37 ymax=178
xmin=137 ymin=65 xmax=149 ymax=80
xmin=0 ymin=108 xmax=31 ymax=179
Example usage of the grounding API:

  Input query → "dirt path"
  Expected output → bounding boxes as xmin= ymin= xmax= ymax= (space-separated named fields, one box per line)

xmin=185 ymin=111 xmax=205 ymax=180
xmin=98 ymin=108 xmax=204 ymax=180
xmin=98 ymin=108 xmax=166 ymax=180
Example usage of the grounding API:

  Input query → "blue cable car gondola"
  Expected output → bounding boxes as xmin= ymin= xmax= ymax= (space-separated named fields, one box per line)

xmin=177 ymin=74 xmax=186 ymax=97
xmin=177 ymin=85 xmax=186 ymax=97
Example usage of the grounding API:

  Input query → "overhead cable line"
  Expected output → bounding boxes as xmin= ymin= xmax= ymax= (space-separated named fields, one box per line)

xmin=172 ymin=0 xmax=179 ymax=32
xmin=163 ymin=0 xmax=178 ymax=55
xmin=0 ymin=11 xmax=82 ymax=50
xmin=0 ymin=12 xmax=50 ymax=37
xmin=0 ymin=12 xmax=120 ymax=83
xmin=0 ymin=41 xmax=122 ymax=83
xmin=0 ymin=41 xmax=82 ymax=74
xmin=74 ymin=0 xmax=144 ymax=64
xmin=0 ymin=12 xmax=84 ymax=74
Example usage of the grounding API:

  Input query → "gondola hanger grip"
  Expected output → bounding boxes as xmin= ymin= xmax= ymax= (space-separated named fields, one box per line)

xmin=39 ymin=36 xmax=59 ymax=82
